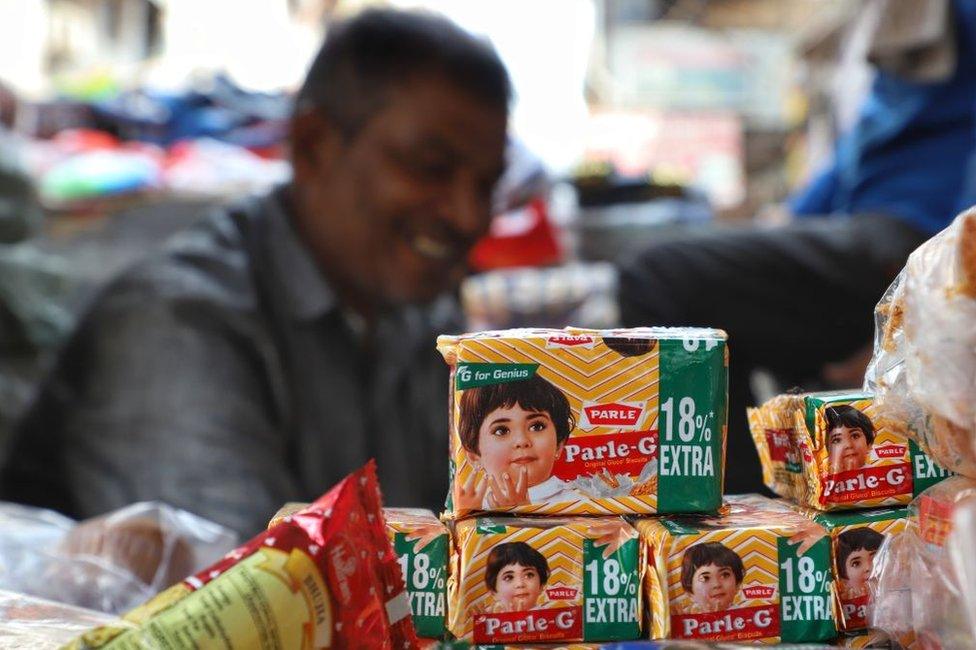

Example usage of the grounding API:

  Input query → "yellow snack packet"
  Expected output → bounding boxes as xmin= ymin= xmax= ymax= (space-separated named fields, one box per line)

xmin=799 ymin=508 xmax=908 ymax=633
xmin=636 ymin=494 xmax=836 ymax=644
xmin=448 ymin=515 xmax=642 ymax=644
xmin=385 ymin=508 xmax=449 ymax=638
xmin=438 ymin=327 xmax=729 ymax=518
xmin=748 ymin=391 xmax=951 ymax=510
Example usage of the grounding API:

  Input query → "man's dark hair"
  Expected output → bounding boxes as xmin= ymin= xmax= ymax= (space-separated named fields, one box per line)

xmin=458 ymin=375 xmax=575 ymax=454
xmin=485 ymin=541 xmax=549 ymax=591
xmin=825 ymin=405 xmax=876 ymax=445
xmin=836 ymin=528 xmax=884 ymax=579
xmin=680 ymin=542 xmax=745 ymax=592
xmin=296 ymin=8 xmax=511 ymax=137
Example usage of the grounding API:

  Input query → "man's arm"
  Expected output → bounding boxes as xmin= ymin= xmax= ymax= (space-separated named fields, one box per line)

xmin=6 ymin=283 xmax=299 ymax=537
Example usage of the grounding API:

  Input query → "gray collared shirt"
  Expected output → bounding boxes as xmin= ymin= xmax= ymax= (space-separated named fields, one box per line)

xmin=1 ymin=188 xmax=459 ymax=536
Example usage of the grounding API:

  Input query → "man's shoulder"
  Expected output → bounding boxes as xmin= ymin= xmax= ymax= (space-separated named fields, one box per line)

xmin=104 ymin=198 xmax=270 ymax=316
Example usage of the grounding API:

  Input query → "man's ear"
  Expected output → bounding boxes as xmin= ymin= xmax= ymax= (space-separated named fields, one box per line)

xmin=289 ymin=110 xmax=343 ymax=182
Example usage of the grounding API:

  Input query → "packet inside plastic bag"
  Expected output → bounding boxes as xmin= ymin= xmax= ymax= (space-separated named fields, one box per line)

xmin=868 ymin=475 xmax=976 ymax=649
xmin=865 ymin=207 xmax=976 ymax=477
xmin=64 ymin=461 xmax=418 ymax=649
xmin=0 ymin=501 xmax=237 ymax=614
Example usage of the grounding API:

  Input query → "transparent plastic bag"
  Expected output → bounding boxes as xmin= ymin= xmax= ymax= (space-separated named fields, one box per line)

xmin=0 ymin=501 xmax=237 ymax=614
xmin=868 ymin=476 xmax=976 ymax=648
xmin=865 ymin=207 xmax=976 ymax=477
xmin=0 ymin=589 xmax=124 ymax=649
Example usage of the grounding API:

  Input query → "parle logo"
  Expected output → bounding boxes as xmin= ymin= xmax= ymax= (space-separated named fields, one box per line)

xmin=546 ymin=586 xmax=578 ymax=600
xmin=742 ymin=585 xmax=775 ymax=599
xmin=580 ymin=401 xmax=646 ymax=430
xmin=546 ymin=335 xmax=596 ymax=349
xmin=873 ymin=444 xmax=907 ymax=460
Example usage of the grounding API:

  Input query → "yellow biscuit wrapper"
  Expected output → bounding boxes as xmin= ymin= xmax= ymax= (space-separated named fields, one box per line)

xmin=448 ymin=515 xmax=643 ymax=644
xmin=748 ymin=391 xmax=951 ymax=510
xmin=636 ymin=494 xmax=837 ymax=644
xmin=384 ymin=508 xmax=449 ymax=638
xmin=795 ymin=507 xmax=909 ymax=634
xmin=438 ymin=327 xmax=728 ymax=518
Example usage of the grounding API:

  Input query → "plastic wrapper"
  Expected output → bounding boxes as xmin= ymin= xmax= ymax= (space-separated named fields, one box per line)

xmin=448 ymin=515 xmax=642 ymax=644
xmin=438 ymin=327 xmax=728 ymax=518
xmin=748 ymin=391 xmax=950 ymax=510
xmin=0 ymin=589 xmax=119 ymax=649
xmin=865 ymin=207 xmax=976 ymax=477
xmin=868 ymin=475 xmax=976 ymax=649
xmin=635 ymin=494 xmax=836 ymax=644
xmin=65 ymin=462 xmax=418 ymax=649
xmin=270 ymin=504 xmax=450 ymax=639
xmin=0 ymin=501 xmax=237 ymax=614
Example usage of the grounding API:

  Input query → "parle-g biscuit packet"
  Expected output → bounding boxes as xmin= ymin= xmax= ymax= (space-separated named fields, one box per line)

xmin=437 ymin=327 xmax=728 ymax=518
xmin=635 ymin=494 xmax=836 ymax=644
xmin=748 ymin=391 xmax=951 ymax=510
xmin=448 ymin=515 xmax=643 ymax=644
xmin=385 ymin=508 xmax=450 ymax=639
xmin=791 ymin=507 xmax=908 ymax=633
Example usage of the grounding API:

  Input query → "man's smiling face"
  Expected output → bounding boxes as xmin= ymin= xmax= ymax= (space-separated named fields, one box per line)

xmin=291 ymin=75 xmax=507 ymax=310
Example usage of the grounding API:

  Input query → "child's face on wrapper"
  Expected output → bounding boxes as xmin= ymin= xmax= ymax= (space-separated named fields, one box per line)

xmin=844 ymin=548 xmax=876 ymax=589
xmin=470 ymin=403 xmax=563 ymax=487
xmin=829 ymin=425 xmax=870 ymax=472
xmin=689 ymin=563 xmax=739 ymax=612
xmin=492 ymin=562 xmax=543 ymax=611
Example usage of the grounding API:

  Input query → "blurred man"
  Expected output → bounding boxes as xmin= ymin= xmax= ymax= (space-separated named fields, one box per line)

xmin=1 ymin=9 xmax=510 ymax=536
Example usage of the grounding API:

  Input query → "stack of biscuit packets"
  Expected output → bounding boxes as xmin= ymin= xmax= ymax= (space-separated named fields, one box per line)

xmin=438 ymin=327 xmax=730 ymax=645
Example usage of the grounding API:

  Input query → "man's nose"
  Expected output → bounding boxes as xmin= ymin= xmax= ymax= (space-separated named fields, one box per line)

xmin=443 ymin=171 xmax=489 ymax=239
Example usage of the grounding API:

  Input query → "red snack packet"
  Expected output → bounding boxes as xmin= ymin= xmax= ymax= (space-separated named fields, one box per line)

xmin=65 ymin=461 xmax=418 ymax=649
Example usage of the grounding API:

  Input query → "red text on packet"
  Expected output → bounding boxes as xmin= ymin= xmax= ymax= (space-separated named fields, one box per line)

xmin=742 ymin=585 xmax=776 ymax=599
xmin=841 ymin=593 xmax=870 ymax=630
xmin=580 ymin=401 xmax=646 ymax=429
xmin=820 ymin=463 xmax=911 ymax=504
xmin=873 ymin=444 xmax=907 ymax=460
xmin=545 ymin=587 xmax=578 ymax=601
xmin=473 ymin=606 xmax=581 ymax=644
xmin=553 ymin=430 xmax=658 ymax=481
xmin=672 ymin=604 xmax=780 ymax=641
xmin=546 ymin=335 xmax=595 ymax=348
xmin=765 ymin=429 xmax=792 ymax=463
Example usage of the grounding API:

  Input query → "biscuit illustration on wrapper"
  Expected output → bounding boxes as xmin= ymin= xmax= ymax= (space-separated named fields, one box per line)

xmin=438 ymin=327 xmax=728 ymax=518
xmin=749 ymin=391 xmax=951 ymax=511
xmin=448 ymin=516 xmax=643 ymax=644
xmin=637 ymin=494 xmax=837 ymax=644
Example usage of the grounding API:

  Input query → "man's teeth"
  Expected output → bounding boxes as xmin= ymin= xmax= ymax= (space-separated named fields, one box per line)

xmin=411 ymin=234 xmax=453 ymax=260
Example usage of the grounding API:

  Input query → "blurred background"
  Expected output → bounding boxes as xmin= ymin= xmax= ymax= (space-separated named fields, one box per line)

xmin=0 ymin=0 xmax=866 ymax=441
